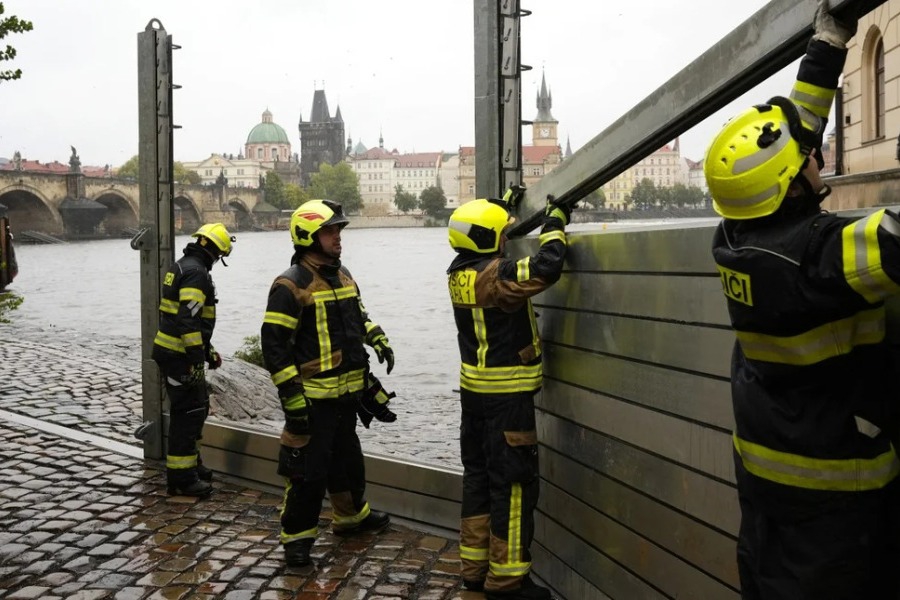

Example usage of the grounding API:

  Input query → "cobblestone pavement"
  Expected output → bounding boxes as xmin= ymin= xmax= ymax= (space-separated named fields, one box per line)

xmin=0 ymin=328 xmax=478 ymax=599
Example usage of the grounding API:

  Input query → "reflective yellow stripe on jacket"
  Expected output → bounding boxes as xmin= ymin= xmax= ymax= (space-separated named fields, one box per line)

xmin=459 ymin=362 xmax=543 ymax=394
xmin=736 ymin=307 xmax=885 ymax=366
xmin=302 ymin=368 xmax=366 ymax=399
xmin=153 ymin=330 xmax=203 ymax=353
xmin=842 ymin=210 xmax=900 ymax=304
xmin=734 ymin=433 xmax=900 ymax=491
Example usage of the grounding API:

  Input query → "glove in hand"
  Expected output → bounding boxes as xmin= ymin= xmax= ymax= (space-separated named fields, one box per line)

xmin=206 ymin=347 xmax=222 ymax=370
xmin=543 ymin=197 xmax=571 ymax=227
xmin=282 ymin=390 xmax=310 ymax=434
xmin=813 ymin=0 xmax=857 ymax=48
xmin=182 ymin=363 xmax=205 ymax=386
xmin=358 ymin=373 xmax=398 ymax=429
xmin=366 ymin=327 xmax=395 ymax=374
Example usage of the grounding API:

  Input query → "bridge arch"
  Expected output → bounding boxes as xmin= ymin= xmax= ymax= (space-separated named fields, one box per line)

xmin=0 ymin=183 xmax=62 ymax=236
xmin=228 ymin=197 xmax=252 ymax=231
xmin=173 ymin=193 xmax=202 ymax=234
xmin=92 ymin=188 xmax=138 ymax=236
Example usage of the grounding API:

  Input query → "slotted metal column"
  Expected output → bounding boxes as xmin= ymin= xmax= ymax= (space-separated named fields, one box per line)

xmin=134 ymin=19 xmax=177 ymax=459
xmin=474 ymin=0 xmax=528 ymax=199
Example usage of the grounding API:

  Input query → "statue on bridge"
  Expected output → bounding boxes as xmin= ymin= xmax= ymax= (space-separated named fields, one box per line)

xmin=69 ymin=146 xmax=81 ymax=173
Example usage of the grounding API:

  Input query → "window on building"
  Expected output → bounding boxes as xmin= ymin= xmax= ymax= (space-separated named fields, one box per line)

xmin=257 ymin=148 xmax=263 ymax=159
xmin=876 ymin=38 xmax=885 ymax=138
xmin=863 ymin=30 xmax=886 ymax=141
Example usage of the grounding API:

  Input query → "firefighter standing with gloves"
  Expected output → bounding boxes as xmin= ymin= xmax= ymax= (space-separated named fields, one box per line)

xmin=705 ymin=2 xmax=900 ymax=598
xmin=261 ymin=199 xmax=395 ymax=569
xmin=152 ymin=223 xmax=234 ymax=497
xmin=446 ymin=195 xmax=567 ymax=600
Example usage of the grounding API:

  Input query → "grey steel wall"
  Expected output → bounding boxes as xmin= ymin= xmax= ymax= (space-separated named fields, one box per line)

xmin=523 ymin=222 xmax=739 ymax=600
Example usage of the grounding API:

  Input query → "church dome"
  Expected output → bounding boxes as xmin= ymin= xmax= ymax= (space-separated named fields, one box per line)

xmin=246 ymin=109 xmax=290 ymax=144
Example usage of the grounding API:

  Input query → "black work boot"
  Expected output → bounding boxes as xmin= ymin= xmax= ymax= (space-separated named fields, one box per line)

xmin=333 ymin=510 xmax=391 ymax=536
xmin=463 ymin=579 xmax=485 ymax=592
xmin=196 ymin=464 xmax=213 ymax=482
xmin=485 ymin=576 xmax=552 ymax=600
xmin=284 ymin=538 xmax=314 ymax=567
xmin=167 ymin=478 xmax=212 ymax=497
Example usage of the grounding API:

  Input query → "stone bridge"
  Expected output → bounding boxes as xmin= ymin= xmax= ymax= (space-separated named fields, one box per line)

xmin=0 ymin=170 xmax=273 ymax=239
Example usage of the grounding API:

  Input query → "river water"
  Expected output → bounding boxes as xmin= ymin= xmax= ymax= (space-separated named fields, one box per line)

xmin=7 ymin=226 xmax=469 ymax=466
xmin=5 ymin=219 xmax=717 ymax=467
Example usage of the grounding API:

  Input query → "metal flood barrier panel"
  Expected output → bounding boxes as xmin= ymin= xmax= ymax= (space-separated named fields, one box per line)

xmin=183 ymin=220 xmax=737 ymax=600
xmin=525 ymin=222 xmax=738 ymax=599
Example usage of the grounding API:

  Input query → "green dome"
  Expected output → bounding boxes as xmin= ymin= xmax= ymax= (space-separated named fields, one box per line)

xmin=246 ymin=110 xmax=290 ymax=144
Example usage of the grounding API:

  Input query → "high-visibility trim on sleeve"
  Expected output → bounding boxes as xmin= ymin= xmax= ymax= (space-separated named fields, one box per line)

xmin=539 ymin=229 xmax=566 ymax=246
xmin=271 ymin=365 xmax=299 ymax=386
xmin=842 ymin=210 xmax=900 ymax=304
xmin=516 ymin=257 xmax=530 ymax=282
xmin=264 ymin=311 xmax=299 ymax=329
xmin=179 ymin=287 xmax=206 ymax=304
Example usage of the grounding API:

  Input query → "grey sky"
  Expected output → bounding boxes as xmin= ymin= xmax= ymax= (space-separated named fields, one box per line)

xmin=1 ymin=1 xmax=801 ymax=169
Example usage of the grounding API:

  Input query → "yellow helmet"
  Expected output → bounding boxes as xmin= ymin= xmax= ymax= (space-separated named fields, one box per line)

xmin=290 ymin=199 xmax=349 ymax=247
xmin=192 ymin=222 xmax=234 ymax=256
xmin=704 ymin=96 xmax=825 ymax=220
xmin=448 ymin=199 xmax=514 ymax=254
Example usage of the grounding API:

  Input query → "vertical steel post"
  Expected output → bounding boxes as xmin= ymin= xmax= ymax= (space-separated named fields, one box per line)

xmin=474 ymin=0 xmax=502 ymax=199
xmin=499 ymin=0 xmax=525 ymax=192
xmin=135 ymin=19 xmax=176 ymax=460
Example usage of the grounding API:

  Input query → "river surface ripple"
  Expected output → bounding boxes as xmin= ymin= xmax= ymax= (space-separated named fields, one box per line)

xmin=7 ymin=227 xmax=464 ymax=467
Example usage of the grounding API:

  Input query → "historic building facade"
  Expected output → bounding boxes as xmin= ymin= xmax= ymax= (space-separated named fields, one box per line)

xmin=298 ymin=89 xmax=346 ymax=186
xmin=348 ymin=137 xmax=399 ymax=216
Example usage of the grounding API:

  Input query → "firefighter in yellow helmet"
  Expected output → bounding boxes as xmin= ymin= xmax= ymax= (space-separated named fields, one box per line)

xmin=260 ymin=199 xmax=395 ymax=569
xmin=152 ymin=222 xmax=235 ymax=497
xmin=447 ymin=195 xmax=568 ymax=599
xmin=706 ymin=2 xmax=900 ymax=598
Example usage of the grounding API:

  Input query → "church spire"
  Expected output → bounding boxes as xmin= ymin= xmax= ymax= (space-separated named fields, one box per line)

xmin=535 ymin=70 xmax=556 ymax=122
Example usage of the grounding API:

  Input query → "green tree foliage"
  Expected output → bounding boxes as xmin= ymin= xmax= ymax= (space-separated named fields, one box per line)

xmin=174 ymin=163 xmax=201 ymax=185
xmin=627 ymin=178 xmax=658 ymax=211
xmin=309 ymin=163 xmax=363 ymax=214
xmin=284 ymin=183 xmax=309 ymax=209
xmin=116 ymin=156 xmax=139 ymax=180
xmin=419 ymin=186 xmax=447 ymax=218
xmin=116 ymin=155 xmax=200 ymax=184
xmin=0 ymin=3 xmax=33 ymax=82
xmin=581 ymin=188 xmax=606 ymax=210
xmin=264 ymin=171 xmax=288 ymax=209
xmin=0 ymin=290 xmax=23 ymax=324
xmin=669 ymin=183 xmax=705 ymax=208
xmin=233 ymin=335 xmax=265 ymax=368
xmin=393 ymin=184 xmax=418 ymax=213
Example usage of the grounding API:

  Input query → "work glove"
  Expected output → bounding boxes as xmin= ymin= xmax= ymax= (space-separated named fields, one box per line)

xmin=181 ymin=362 xmax=205 ymax=387
xmin=543 ymin=196 xmax=571 ymax=228
xmin=500 ymin=184 xmax=526 ymax=210
xmin=366 ymin=326 xmax=395 ymax=374
xmin=281 ymin=387 xmax=310 ymax=435
xmin=812 ymin=0 xmax=857 ymax=49
xmin=206 ymin=346 xmax=222 ymax=370
xmin=358 ymin=373 xmax=397 ymax=429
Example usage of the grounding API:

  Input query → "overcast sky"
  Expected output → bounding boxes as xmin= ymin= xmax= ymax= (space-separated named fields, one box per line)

xmin=0 ymin=1 xmax=803 ymax=169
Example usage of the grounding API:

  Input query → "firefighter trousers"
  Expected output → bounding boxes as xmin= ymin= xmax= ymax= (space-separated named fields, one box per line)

xmin=160 ymin=362 xmax=209 ymax=485
xmin=278 ymin=396 xmax=368 ymax=543
xmin=459 ymin=390 xmax=540 ymax=592
xmin=737 ymin=472 xmax=900 ymax=600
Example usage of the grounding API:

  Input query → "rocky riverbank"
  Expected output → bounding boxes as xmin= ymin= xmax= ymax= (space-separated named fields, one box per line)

xmin=0 ymin=322 xmax=460 ymax=468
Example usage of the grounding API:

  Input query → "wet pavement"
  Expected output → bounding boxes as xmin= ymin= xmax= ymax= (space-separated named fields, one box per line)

xmin=0 ymin=329 xmax=478 ymax=599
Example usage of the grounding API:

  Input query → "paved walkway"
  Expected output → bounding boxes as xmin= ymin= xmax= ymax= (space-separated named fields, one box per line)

xmin=0 ymin=329 xmax=476 ymax=599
